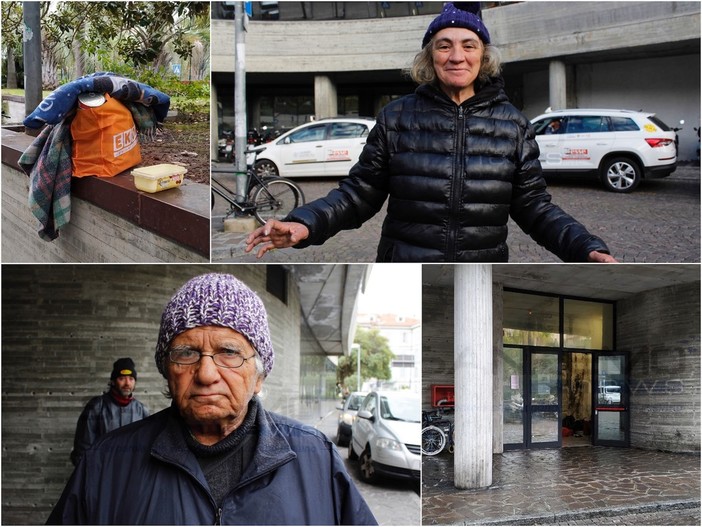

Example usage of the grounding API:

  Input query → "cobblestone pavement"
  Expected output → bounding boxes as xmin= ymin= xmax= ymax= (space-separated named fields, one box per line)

xmin=211 ymin=166 xmax=699 ymax=263
xmin=422 ymin=446 xmax=701 ymax=526
xmin=295 ymin=400 xmax=421 ymax=526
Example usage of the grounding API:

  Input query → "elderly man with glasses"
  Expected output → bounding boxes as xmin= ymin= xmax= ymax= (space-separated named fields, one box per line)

xmin=48 ymin=273 xmax=377 ymax=525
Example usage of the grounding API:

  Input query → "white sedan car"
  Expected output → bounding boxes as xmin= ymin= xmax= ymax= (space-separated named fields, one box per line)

xmin=531 ymin=109 xmax=678 ymax=193
xmin=349 ymin=390 xmax=421 ymax=484
xmin=246 ymin=117 xmax=375 ymax=178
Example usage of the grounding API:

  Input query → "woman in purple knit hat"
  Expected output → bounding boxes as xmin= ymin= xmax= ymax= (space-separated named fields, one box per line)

xmin=247 ymin=2 xmax=617 ymax=263
xmin=48 ymin=273 xmax=377 ymax=525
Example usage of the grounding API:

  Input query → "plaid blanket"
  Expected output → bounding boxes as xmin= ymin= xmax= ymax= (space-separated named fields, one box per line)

xmin=18 ymin=73 xmax=170 ymax=241
xmin=19 ymin=118 xmax=74 ymax=241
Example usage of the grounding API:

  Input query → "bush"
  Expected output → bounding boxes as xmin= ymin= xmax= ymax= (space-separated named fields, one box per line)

xmin=99 ymin=61 xmax=209 ymax=99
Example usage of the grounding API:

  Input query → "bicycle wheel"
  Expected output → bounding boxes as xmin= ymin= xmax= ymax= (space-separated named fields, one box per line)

xmin=422 ymin=425 xmax=446 ymax=456
xmin=252 ymin=178 xmax=305 ymax=224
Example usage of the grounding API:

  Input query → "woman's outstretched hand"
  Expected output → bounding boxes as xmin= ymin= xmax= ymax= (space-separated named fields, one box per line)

xmin=588 ymin=251 xmax=618 ymax=263
xmin=245 ymin=220 xmax=310 ymax=259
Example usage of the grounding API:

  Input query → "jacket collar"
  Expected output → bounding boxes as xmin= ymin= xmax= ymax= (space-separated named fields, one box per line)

xmin=150 ymin=397 xmax=297 ymax=488
xmin=418 ymin=75 xmax=508 ymax=109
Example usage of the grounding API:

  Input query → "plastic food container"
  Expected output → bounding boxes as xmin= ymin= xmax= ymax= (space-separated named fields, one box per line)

xmin=132 ymin=164 xmax=187 ymax=193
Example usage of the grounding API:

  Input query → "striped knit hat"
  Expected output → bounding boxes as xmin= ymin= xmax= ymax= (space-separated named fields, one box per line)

xmin=155 ymin=273 xmax=274 ymax=377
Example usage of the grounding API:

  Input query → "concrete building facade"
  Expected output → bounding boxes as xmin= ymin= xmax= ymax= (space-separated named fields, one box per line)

xmin=423 ymin=264 xmax=700 ymax=489
xmin=1 ymin=263 xmax=367 ymax=525
xmin=212 ymin=1 xmax=701 ymax=161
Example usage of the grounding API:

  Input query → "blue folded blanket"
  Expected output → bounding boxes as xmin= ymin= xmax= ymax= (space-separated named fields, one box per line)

xmin=19 ymin=72 xmax=171 ymax=242
xmin=23 ymin=71 xmax=170 ymax=129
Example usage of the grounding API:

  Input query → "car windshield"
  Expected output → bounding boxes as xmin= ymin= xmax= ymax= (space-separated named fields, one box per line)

xmin=347 ymin=395 xmax=364 ymax=411
xmin=379 ymin=395 xmax=420 ymax=423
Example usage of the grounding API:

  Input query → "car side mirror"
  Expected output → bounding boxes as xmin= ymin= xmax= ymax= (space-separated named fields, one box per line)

xmin=357 ymin=410 xmax=374 ymax=421
xmin=336 ymin=403 xmax=343 ymax=410
xmin=284 ymin=137 xmax=291 ymax=144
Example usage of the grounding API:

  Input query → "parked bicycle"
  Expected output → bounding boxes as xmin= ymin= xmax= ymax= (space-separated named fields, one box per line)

xmin=422 ymin=408 xmax=455 ymax=456
xmin=211 ymin=151 xmax=305 ymax=224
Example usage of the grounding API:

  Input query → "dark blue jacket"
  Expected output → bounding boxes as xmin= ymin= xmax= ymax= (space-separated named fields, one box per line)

xmin=48 ymin=401 xmax=377 ymax=525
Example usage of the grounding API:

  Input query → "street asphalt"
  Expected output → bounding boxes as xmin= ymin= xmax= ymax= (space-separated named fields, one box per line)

xmin=211 ymin=165 xmax=700 ymax=263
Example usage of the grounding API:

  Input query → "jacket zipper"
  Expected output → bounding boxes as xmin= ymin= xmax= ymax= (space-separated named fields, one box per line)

xmin=447 ymin=105 xmax=466 ymax=260
xmin=214 ymin=508 xmax=222 ymax=526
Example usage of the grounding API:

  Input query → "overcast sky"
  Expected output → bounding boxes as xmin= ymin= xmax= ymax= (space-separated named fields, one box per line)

xmin=356 ymin=264 xmax=422 ymax=319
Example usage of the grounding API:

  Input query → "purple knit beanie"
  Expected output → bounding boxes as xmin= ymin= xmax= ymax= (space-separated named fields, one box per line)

xmin=422 ymin=2 xmax=491 ymax=48
xmin=155 ymin=273 xmax=274 ymax=377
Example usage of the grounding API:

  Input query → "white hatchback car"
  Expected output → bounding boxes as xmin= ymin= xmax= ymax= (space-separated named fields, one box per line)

xmin=349 ymin=391 xmax=421 ymax=483
xmin=531 ymin=109 xmax=677 ymax=192
xmin=246 ymin=117 xmax=375 ymax=178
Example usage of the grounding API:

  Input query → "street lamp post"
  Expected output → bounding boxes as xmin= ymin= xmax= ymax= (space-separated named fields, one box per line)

xmin=234 ymin=2 xmax=248 ymax=203
xmin=351 ymin=343 xmax=361 ymax=392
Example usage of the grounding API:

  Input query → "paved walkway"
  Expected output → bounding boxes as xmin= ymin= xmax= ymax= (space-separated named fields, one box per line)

xmin=422 ymin=447 xmax=700 ymax=525
xmin=211 ymin=166 xmax=699 ymax=263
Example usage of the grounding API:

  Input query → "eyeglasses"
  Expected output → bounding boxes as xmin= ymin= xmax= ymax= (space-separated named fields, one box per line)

xmin=169 ymin=348 xmax=255 ymax=369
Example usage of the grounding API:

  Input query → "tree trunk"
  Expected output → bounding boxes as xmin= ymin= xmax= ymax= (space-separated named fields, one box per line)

xmin=6 ymin=47 xmax=18 ymax=89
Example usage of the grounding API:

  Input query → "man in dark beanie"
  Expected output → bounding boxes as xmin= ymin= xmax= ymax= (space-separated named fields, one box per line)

xmin=49 ymin=273 xmax=377 ymax=525
xmin=70 ymin=357 xmax=149 ymax=466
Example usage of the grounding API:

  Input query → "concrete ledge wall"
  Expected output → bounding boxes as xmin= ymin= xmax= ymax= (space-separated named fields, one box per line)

xmin=618 ymin=282 xmax=701 ymax=453
xmin=212 ymin=2 xmax=700 ymax=72
xmin=487 ymin=1 xmax=700 ymax=62
xmin=212 ymin=15 xmax=429 ymax=73
xmin=1 ymin=264 xmax=302 ymax=525
xmin=2 ymin=163 xmax=207 ymax=263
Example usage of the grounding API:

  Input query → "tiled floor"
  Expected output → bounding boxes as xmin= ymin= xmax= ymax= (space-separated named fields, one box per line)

xmin=422 ymin=446 xmax=701 ymax=525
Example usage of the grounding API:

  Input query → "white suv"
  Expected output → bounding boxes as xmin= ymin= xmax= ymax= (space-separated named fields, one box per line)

xmin=246 ymin=117 xmax=375 ymax=178
xmin=531 ymin=109 xmax=677 ymax=193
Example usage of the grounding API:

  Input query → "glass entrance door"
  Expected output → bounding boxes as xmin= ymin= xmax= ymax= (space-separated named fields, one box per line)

xmin=527 ymin=351 xmax=561 ymax=448
xmin=593 ymin=353 xmax=629 ymax=446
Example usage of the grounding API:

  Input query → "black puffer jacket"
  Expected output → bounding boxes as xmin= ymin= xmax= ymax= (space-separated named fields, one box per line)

xmin=286 ymin=77 xmax=610 ymax=262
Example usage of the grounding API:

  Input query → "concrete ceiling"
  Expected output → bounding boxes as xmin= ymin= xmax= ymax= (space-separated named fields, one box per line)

xmin=423 ymin=264 xmax=700 ymax=301
xmin=290 ymin=264 xmax=371 ymax=357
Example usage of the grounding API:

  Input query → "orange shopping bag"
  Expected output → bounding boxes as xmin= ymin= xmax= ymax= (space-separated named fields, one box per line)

xmin=71 ymin=92 xmax=142 ymax=177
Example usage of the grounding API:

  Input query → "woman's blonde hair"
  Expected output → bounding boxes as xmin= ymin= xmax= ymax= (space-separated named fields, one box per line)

xmin=409 ymin=41 xmax=503 ymax=86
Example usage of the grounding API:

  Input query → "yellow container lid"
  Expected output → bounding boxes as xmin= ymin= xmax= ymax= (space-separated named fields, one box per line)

xmin=131 ymin=164 xmax=188 ymax=180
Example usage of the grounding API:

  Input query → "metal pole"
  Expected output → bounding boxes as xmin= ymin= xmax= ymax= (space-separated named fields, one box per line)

xmin=353 ymin=343 xmax=361 ymax=392
xmin=234 ymin=2 xmax=248 ymax=203
xmin=22 ymin=1 xmax=42 ymax=127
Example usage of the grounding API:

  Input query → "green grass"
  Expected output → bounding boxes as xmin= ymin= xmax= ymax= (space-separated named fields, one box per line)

xmin=2 ymin=89 xmax=52 ymax=97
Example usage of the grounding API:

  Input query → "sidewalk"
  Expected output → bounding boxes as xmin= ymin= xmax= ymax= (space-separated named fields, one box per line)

xmin=422 ymin=446 xmax=701 ymax=525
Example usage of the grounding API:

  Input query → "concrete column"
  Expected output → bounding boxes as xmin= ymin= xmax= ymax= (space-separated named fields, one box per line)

xmin=549 ymin=60 xmax=567 ymax=111
xmin=492 ymin=282 xmax=504 ymax=454
xmin=314 ymin=75 xmax=338 ymax=119
xmin=454 ymin=265 xmax=493 ymax=489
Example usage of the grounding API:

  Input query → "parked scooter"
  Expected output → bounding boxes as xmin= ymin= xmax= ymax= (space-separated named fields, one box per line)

xmin=218 ymin=129 xmax=234 ymax=162
xmin=672 ymin=120 xmax=685 ymax=157
xmin=247 ymin=128 xmax=262 ymax=147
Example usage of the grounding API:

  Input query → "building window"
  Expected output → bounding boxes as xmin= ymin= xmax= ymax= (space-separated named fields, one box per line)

xmin=503 ymin=291 xmax=560 ymax=347
xmin=266 ymin=266 xmax=288 ymax=304
xmin=391 ymin=354 xmax=415 ymax=368
xmin=563 ymin=299 xmax=614 ymax=350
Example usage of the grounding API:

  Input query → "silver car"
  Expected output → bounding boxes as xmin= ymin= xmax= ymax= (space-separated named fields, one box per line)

xmin=349 ymin=391 xmax=421 ymax=483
